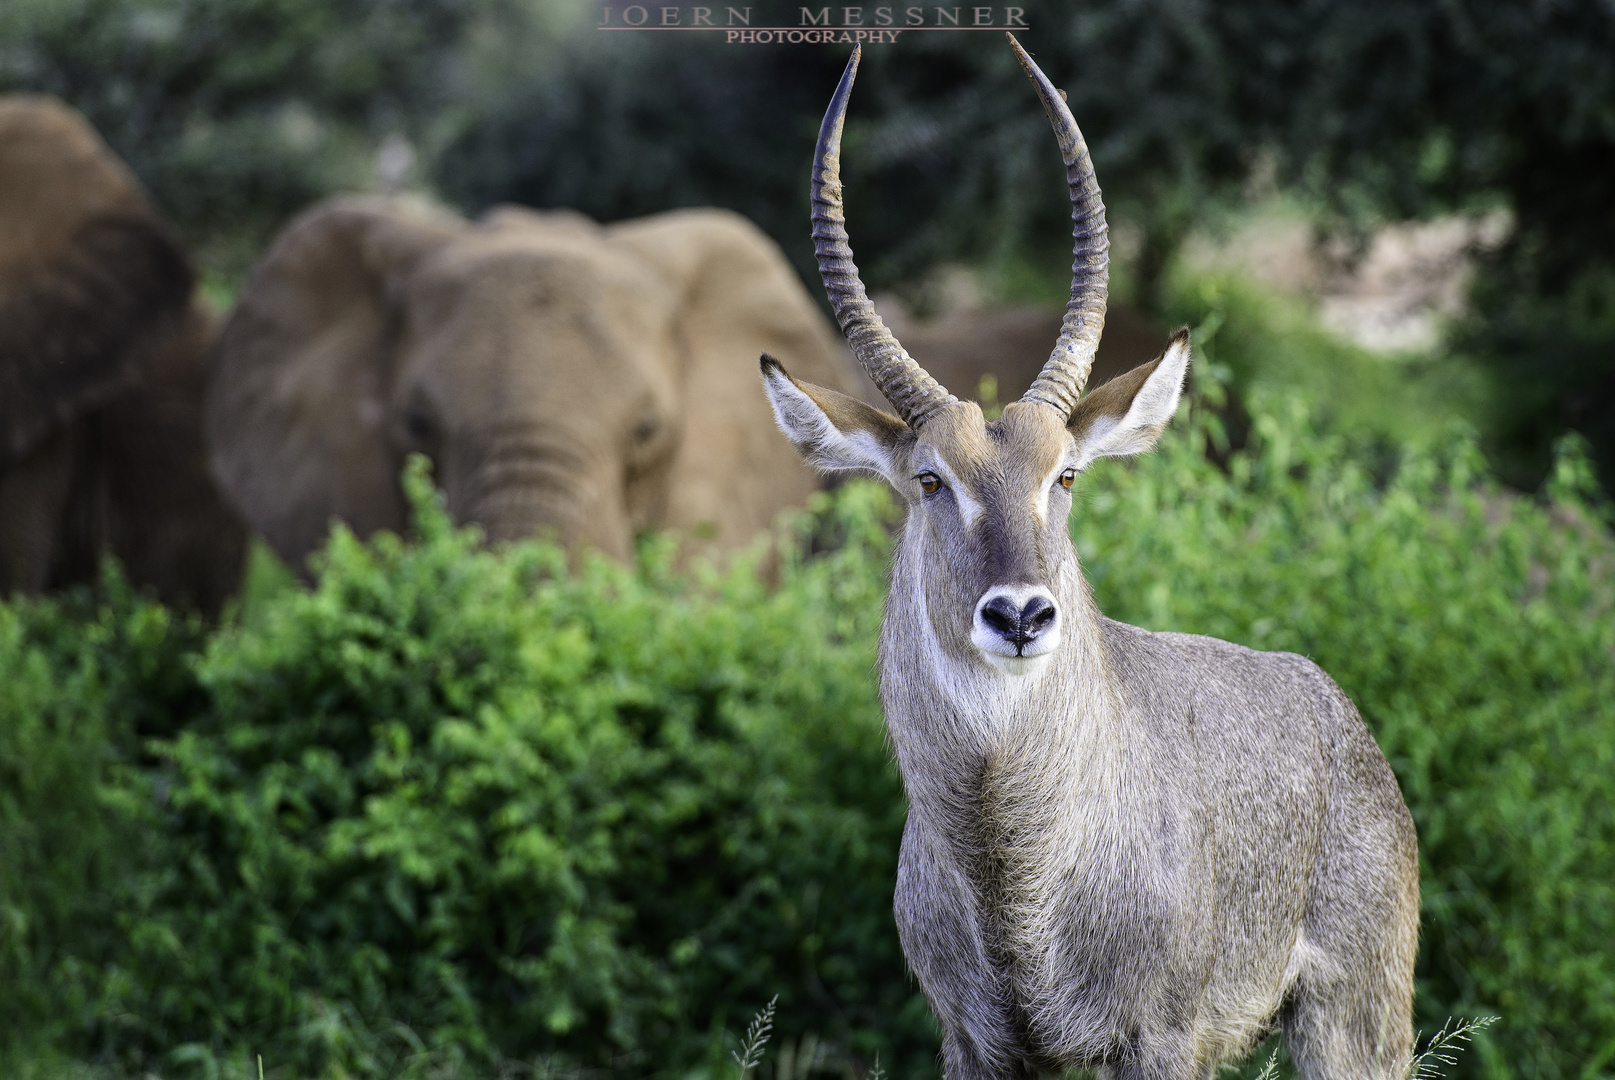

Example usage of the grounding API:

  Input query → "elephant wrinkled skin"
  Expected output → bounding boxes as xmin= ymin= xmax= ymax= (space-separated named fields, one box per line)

xmin=0 ymin=95 xmax=245 ymax=612
xmin=207 ymin=197 xmax=863 ymax=564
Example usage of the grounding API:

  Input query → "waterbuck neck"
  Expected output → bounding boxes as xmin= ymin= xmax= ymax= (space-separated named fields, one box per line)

xmin=880 ymin=518 xmax=1122 ymax=812
xmin=882 ymin=518 xmax=1148 ymax=1035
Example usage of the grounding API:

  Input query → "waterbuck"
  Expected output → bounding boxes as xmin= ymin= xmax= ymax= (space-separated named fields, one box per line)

xmin=759 ymin=37 xmax=1420 ymax=1080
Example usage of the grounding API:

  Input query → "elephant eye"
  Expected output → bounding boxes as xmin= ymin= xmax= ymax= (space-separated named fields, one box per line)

xmin=405 ymin=407 xmax=436 ymax=445
xmin=633 ymin=415 xmax=661 ymax=444
xmin=1059 ymin=468 xmax=1076 ymax=490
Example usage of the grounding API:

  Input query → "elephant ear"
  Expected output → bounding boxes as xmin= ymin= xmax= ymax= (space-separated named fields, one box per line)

xmin=607 ymin=208 xmax=864 ymax=549
xmin=206 ymin=195 xmax=464 ymax=566
xmin=0 ymin=96 xmax=194 ymax=466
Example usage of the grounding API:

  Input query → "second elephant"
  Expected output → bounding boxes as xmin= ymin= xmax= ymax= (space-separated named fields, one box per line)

xmin=208 ymin=197 xmax=864 ymax=565
xmin=0 ymin=95 xmax=244 ymax=612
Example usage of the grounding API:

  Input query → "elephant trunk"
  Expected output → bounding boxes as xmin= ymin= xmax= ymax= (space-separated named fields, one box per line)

xmin=454 ymin=431 xmax=632 ymax=561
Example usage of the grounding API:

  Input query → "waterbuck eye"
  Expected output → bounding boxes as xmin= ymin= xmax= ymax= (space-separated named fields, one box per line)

xmin=917 ymin=472 xmax=943 ymax=496
xmin=1059 ymin=468 xmax=1076 ymax=490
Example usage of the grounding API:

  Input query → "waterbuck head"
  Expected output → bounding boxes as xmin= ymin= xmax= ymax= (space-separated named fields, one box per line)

xmin=762 ymin=35 xmax=1191 ymax=678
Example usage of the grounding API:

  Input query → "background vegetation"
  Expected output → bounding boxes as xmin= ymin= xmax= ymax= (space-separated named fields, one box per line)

xmin=3 ymin=1 xmax=1615 ymax=1077
xmin=3 ymin=0 xmax=1612 ymax=487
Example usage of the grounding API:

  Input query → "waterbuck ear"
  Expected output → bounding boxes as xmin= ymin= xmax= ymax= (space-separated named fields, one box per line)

xmin=760 ymin=354 xmax=910 ymax=482
xmin=1067 ymin=328 xmax=1190 ymax=467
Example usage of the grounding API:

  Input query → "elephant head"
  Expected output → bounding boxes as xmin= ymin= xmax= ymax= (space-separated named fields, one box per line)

xmin=207 ymin=197 xmax=859 ymax=565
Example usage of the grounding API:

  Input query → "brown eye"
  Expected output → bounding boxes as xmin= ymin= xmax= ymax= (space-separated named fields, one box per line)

xmin=1059 ymin=468 xmax=1076 ymax=490
xmin=917 ymin=472 xmax=942 ymax=495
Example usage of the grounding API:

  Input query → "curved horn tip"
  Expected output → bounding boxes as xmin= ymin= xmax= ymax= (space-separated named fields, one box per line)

xmin=1011 ymin=22 xmax=1110 ymax=416
xmin=1006 ymin=33 xmax=1075 ymax=124
xmin=845 ymin=44 xmax=861 ymax=94
xmin=824 ymin=46 xmax=862 ymax=136
xmin=1008 ymin=34 xmax=1057 ymax=91
xmin=1006 ymin=32 xmax=1032 ymax=67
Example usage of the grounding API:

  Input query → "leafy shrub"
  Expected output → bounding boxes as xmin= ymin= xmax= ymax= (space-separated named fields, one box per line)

xmin=1456 ymin=260 xmax=1615 ymax=495
xmin=2 ymin=464 xmax=927 ymax=1079
xmin=0 ymin=0 xmax=573 ymax=277
xmin=1159 ymin=266 xmax=1487 ymax=453
xmin=0 ymin=571 xmax=209 ymax=1062
xmin=4 ymin=394 xmax=1615 ymax=1078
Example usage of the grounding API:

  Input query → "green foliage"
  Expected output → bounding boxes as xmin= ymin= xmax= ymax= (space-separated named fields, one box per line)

xmin=0 ymin=460 xmax=925 ymax=1078
xmin=433 ymin=16 xmax=1245 ymax=293
xmin=5 ymin=409 xmax=1615 ymax=1078
xmin=1160 ymin=267 xmax=1488 ymax=451
xmin=1409 ymin=1017 xmax=1501 ymax=1080
xmin=0 ymin=570 xmax=210 ymax=1063
xmin=0 ymin=0 xmax=570 ymax=275
xmin=1456 ymin=260 xmax=1615 ymax=494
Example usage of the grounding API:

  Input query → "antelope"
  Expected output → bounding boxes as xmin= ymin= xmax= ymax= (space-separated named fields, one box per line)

xmin=759 ymin=36 xmax=1420 ymax=1080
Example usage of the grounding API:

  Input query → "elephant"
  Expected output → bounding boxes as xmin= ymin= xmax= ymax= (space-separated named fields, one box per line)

xmin=0 ymin=95 xmax=245 ymax=612
xmin=206 ymin=196 xmax=865 ymax=565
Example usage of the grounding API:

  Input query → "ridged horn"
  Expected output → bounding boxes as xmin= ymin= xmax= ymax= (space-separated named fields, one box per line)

xmin=1008 ymin=33 xmax=1110 ymax=417
xmin=813 ymin=45 xmax=957 ymax=428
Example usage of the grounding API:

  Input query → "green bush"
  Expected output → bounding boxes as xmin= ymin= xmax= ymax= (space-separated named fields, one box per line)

xmin=1456 ymin=261 xmax=1615 ymax=494
xmin=0 ymin=572 xmax=210 ymax=1064
xmin=1158 ymin=266 xmax=1488 ymax=452
xmin=0 ymin=0 xmax=576 ymax=278
xmin=4 ymin=394 xmax=1615 ymax=1078
xmin=2 ymin=464 xmax=926 ymax=1079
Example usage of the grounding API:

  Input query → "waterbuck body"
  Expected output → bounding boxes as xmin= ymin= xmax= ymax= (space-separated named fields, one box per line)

xmin=761 ymin=39 xmax=1419 ymax=1080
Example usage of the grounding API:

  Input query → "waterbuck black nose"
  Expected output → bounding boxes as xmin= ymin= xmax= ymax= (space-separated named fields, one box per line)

xmin=980 ymin=593 xmax=1058 ymax=646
